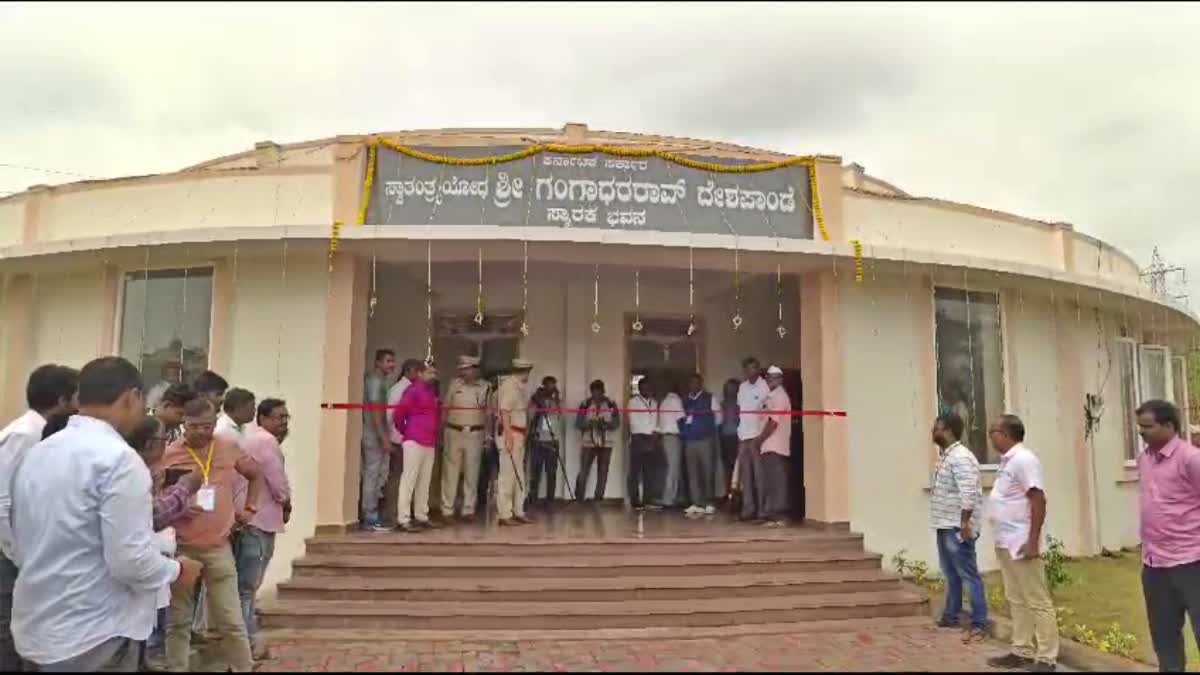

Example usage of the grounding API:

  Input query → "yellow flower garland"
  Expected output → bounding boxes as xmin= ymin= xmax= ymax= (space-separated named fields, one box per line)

xmin=328 ymin=221 xmax=343 ymax=271
xmin=850 ymin=239 xmax=865 ymax=283
xmin=361 ymin=139 xmax=831 ymax=240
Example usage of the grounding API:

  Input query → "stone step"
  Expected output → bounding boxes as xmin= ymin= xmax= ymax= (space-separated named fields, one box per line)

xmin=290 ymin=551 xmax=884 ymax=579
xmin=302 ymin=532 xmax=866 ymax=558
xmin=259 ymin=590 xmax=928 ymax=631
xmin=259 ymin=615 xmax=934 ymax=643
xmin=276 ymin=569 xmax=902 ymax=602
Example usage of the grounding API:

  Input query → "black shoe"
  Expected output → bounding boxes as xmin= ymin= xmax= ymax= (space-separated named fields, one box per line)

xmin=1023 ymin=662 xmax=1055 ymax=673
xmin=498 ymin=517 xmax=520 ymax=527
xmin=987 ymin=654 xmax=1033 ymax=670
xmin=514 ymin=515 xmax=534 ymax=525
xmin=415 ymin=519 xmax=439 ymax=530
xmin=396 ymin=522 xmax=422 ymax=533
xmin=936 ymin=617 xmax=960 ymax=629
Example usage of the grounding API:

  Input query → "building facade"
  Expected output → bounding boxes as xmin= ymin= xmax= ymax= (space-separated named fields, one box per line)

xmin=1 ymin=124 xmax=1196 ymax=595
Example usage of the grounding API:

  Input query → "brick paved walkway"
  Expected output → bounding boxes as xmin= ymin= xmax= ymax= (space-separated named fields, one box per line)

xmin=258 ymin=624 xmax=1012 ymax=672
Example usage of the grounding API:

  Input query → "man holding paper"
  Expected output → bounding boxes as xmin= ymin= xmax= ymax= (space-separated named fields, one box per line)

xmin=159 ymin=398 xmax=265 ymax=673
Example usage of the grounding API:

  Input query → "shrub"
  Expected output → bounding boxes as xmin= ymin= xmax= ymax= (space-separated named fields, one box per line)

xmin=1043 ymin=535 xmax=1071 ymax=591
xmin=891 ymin=550 xmax=943 ymax=592
xmin=1097 ymin=623 xmax=1138 ymax=658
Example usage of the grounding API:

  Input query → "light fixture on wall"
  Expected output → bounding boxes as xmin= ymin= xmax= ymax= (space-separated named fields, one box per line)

xmin=631 ymin=270 xmax=643 ymax=333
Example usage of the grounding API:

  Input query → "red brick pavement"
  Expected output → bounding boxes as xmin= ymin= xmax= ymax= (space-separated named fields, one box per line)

xmin=257 ymin=624 xmax=1013 ymax=672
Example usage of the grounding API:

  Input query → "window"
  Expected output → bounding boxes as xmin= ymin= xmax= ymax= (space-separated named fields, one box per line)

xmin=1172 ymin=356 xmax=1190 ymax=441
xmin=118 ymin=267 xmax=214 ymax=402
xmin=1116 ymin=339 xmax=1140 ymax=460
xmin=934 ymin=288 xmax=1006 ymax=464
xmin=1116 ymin=341 xmax=1183 ymax=462
xmin=1139 ymin=346 xmax=1170 ymax=402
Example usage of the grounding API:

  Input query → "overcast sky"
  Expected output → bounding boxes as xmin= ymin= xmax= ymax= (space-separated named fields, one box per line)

xmin=1 ymin=1 xmax=1196 ymax=301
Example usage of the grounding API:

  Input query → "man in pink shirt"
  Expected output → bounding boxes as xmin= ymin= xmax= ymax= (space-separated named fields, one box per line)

xmin=1136 ymin=399 xmax=1200 ymax=673
xmin=232 ymin=398 xmax=291 ymax=661
xmin=392 ymin=363 xmax=441 ymax=533
xmin=748 ymin=366 xmax=791 ymax=528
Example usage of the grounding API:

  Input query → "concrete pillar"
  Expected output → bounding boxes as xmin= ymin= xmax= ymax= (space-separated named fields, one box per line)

xmin=313 ymin=138 xmax=372 ymax=532
xmin=314 ymin=253 xmax=369 ymax=531
xmin=799 ymin=270 xmax=850 ymax=525
xmin=95 ymin=264 xmax=121 ymax=358
xmin=21 ymin=185 xmax=50 ymax=244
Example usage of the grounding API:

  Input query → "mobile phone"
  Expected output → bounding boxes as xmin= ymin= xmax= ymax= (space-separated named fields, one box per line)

xmin=163 ymin=467 xmax=191 ymax=487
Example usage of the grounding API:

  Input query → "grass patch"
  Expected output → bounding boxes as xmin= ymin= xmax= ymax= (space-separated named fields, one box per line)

xmin=896 ymin=545 xmax=1200 ymax=669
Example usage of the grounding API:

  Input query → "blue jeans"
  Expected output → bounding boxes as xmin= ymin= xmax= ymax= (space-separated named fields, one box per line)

xmin=232 ymin=526 xmax=276 ymax=644
xmin=936 ymin=528 xmax=988 ymax=629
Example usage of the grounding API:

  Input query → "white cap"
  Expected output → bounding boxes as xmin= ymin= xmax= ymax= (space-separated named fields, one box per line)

xmin=766 ymin=365 xmax=784 ymax=376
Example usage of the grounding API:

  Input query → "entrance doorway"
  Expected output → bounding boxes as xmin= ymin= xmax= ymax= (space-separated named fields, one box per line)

xmin=625 ymin=316 xmax=703 ymax=399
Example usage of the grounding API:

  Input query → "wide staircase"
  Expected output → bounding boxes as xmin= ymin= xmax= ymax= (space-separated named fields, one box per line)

xmin=259 ymin=518 xmax=928 ymax=641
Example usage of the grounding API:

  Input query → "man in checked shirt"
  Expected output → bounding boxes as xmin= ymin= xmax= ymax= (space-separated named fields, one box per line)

xmin=929 ymin=412 xmax=988 ymax=642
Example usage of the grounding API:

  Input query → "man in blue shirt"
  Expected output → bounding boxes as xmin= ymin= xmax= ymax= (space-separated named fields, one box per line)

xmin=680 ymin=373 xmax=720 ymax=516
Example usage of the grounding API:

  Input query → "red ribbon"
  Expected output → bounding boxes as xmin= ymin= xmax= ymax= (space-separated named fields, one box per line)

xmin=320 ymin=402 xmax=846 ymax=417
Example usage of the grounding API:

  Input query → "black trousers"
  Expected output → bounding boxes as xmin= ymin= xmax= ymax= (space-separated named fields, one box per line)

xmin=528 ymin=440 xmax=559 ymax=502
xmin=1142 ymin=561 xmax=1200 ymax=672
xmin=576 ymin=446 xmax=612 ymax=500
xmin=627 ymin=434 xmax=662 ymax=507
xmin=0 ymin=552 xmax=31 ymax=672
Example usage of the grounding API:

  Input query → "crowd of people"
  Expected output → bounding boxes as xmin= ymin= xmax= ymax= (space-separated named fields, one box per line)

xmin=359 ymin=353 xmax=797 ymax=530
xmin=0 ymin=357 xmax=292 ymax=672
xmin=929 ymin=399 xmax=1200 ymax=673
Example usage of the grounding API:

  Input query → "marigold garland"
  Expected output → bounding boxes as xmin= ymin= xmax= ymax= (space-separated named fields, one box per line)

xmin=354 ymin=144 xmax=377 ymax=226
xmin=850 ymin=239 xmax=865 ymax=282
xmin=359 ymin=139 xmax=831 ymax=240
xmin=328 ymin=221 xmax=344 ymax=271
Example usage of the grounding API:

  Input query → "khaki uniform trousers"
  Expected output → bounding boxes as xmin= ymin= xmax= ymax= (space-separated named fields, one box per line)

xmin=996 ymin=547 xmax=1059 ymax=664
xmin=442 ymin=427 xmax=485 ymax=517
xmin=495 ymin=430 xmax=528 ymax=520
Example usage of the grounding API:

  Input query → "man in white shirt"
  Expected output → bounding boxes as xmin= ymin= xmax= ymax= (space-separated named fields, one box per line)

xmin=10 ymin=356 xmax=202 ymax=672
xmin=216 ymin=387 xmax=257 ymax=447
xmin=986 ymin=414 xmax=1059 ymax=672
xmin=734 ymin=357 xmax=770 ymax=520
xmin=656 ymin=386 xmax=685 ymax=508
xmin=0 ymin=364 xmax=79 ymax=671
xmin=929 ymin=412 xmax=987 ymax=641
xmin=626 ymin=377 xmax=661 ymax=511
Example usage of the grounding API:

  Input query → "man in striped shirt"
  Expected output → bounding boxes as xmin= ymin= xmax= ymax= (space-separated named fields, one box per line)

xmin=929 ymin=412 xmax=988 ymax=641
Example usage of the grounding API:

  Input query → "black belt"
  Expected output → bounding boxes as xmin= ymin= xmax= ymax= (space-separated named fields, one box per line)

xmin=447 ymin=423 xmax=485 ymax=433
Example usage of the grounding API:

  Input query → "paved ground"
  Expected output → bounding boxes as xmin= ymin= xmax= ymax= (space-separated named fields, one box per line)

xmin=257 ymin=624 xmax=1014 ymax=672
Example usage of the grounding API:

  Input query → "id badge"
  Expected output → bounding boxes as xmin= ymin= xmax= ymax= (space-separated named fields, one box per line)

xmin=196 ymin=485 xmax=216 ymax=513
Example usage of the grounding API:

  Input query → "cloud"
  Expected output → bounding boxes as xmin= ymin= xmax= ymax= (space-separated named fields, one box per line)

xmin=1 ymin=1 xmax=1197 ymax=303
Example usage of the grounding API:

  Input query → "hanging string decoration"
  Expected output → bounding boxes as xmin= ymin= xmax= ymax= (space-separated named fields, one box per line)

xmin=731 ymin=237 xmax=743 ymax=332
xmin=369 ymin=244 xmax=378 ymax=319
xmin=851 ymin=239 xmax=865 ymax=283
xmin=775 ymin=263 xmax=787 ymax=338
xmin=687 ymin=245 xmax=697 ymax=337
xmin=520 ymin=239 xmax=530 ymax=336
xmin=425 ymin=239 xmax=434 ymax=366
xmin=474 ymin=247 xmax=486 ymax=326
xmin=592 ymin=264 xmax=601 ymax=334
xmin=632 ymin=270 xmax=643 ymax=333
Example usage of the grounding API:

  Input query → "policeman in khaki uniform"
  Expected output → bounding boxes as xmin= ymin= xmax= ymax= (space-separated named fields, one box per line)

xmin=495 ymin=358 xmax=534 ymax=526
xmin=441 ymin=355 xmax=490 ymax=522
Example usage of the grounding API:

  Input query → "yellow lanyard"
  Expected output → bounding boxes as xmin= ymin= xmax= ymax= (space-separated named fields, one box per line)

xmin=185 ymin=442 xmax=215 ymax=484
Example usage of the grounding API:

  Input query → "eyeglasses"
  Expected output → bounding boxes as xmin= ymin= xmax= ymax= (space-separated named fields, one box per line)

xmin=183 ymin=421 xmax=215 ymax=431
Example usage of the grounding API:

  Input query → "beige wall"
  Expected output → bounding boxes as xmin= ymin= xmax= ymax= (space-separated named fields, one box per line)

xmin=34 ymin=173 xmax=330 ymax=243
xmin=221 ymin=252 xmax=327 ymax=594
xmin=843 ymin=266 xmax=1180 ymax=574
xmin=365 ymin=262 xmax=799 ymax=500
xmin=0 ymin=200 xmax=23 ymax=247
